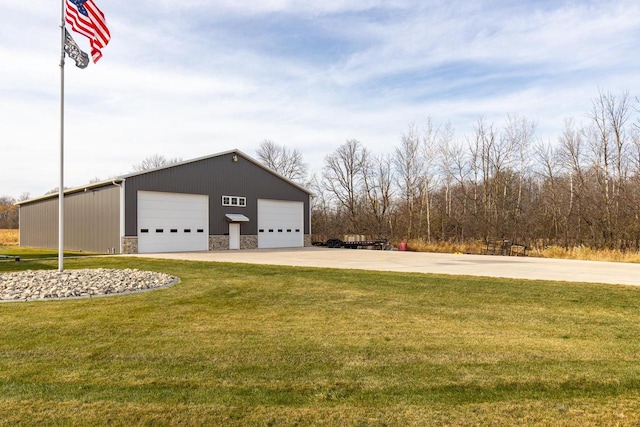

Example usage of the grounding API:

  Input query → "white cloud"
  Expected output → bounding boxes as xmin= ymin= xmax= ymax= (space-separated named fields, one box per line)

xmin=1 ymin=0 xmax=639 ymax=197
xmin=155 ymin=0 xmax=399 ymax=16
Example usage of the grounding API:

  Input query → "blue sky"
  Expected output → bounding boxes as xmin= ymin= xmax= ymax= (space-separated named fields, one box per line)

xmin=1 ymin=0 xmax=639 ymax=197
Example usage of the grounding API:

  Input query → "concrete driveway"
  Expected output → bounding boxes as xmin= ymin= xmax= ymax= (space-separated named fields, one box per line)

xmin=132 ymin=247 xmax=640 ymax=287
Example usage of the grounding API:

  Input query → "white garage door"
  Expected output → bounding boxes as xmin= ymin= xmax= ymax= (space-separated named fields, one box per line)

xmin=258 ymin=199 xmax=304 ymax=248
xmin=137 ymin=191 xmax=208 ymax=253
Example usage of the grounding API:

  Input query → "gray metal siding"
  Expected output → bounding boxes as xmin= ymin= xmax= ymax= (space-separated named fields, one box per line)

xmin=19 ymin=198 xmax=58 ymax=249
xmin=19 ymin=185 xmax=121 ymax=253
xmin=124 ymin=152 xmax=310 ymax=236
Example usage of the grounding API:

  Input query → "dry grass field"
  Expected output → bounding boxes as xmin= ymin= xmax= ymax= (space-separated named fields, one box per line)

xmin=0 ymin=229 xmax=18 ymax=246
xmin=405 ymin=239 xmax=640 ymax=263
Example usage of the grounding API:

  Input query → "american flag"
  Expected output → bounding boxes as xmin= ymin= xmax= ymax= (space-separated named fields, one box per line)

xmin=65 ymin=0 xmax=110 ymax=63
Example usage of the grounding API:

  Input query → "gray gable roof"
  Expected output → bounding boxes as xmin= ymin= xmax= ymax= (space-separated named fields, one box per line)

xmin=119 ymin=149 xmax=311 ymax=194
xmin=18 ymin=148 xmax=311 ymax=206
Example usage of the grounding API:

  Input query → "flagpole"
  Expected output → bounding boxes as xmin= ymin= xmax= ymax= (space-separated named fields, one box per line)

xmin=58 ymin=0 xmax=109 ymax=272
xmin=59 ymin=0 xmax=65 ymax=272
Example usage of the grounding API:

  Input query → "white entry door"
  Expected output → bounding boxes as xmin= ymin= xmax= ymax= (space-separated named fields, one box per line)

xmin=137 ymin=191 xmax=208 ymax=253
xmin=229 ymin=223 xmax=240 ymax=250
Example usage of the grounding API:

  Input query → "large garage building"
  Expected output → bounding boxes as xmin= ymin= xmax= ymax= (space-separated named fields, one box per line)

xmin=18 ymin=149 xmax=312 ymax=253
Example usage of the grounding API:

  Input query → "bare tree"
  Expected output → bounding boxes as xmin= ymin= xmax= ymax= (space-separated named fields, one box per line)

xmin=132 ymin=154 xmax=182 ymax=172
xmin=307 ymin=173 xmax=333 ymax=240
xmin=322 ymin=139 xmax=367 ymax=232
xmin=533 ymin=138 xmax=563 ymax=243
xmin=0 ymin=196 xmax=18 ymax=229
xmin=471 ymin=118 xmax=498 ymax=240
xmin=438 ymin=122 xmax=465 ymax=241
xmin=420 ymin=119 xmax=440 ymax=243
xmin=583 ymin=90 xmax=633 ymax=247
xmin=503 ymin=114 xmax=536 ymax=240
xmin=557 ymin=118 xmax=587 ymax=246
xmin=256 ymin=140 xmax=308 ymax=184
xmin=601 ymin=90 xmax=633 ymax=247
xmin=362 ymin=152 xmax=394 ymax=237
xmin=394 ymin=124 xmax=424 ymax=240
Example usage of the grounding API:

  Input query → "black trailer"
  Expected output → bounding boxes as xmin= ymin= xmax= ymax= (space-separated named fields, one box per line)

xmin=315 ymin=238 xmax=390 ymax=250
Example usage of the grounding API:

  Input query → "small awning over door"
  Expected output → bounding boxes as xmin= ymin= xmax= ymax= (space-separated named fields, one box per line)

xmin=225 ymin=213 xmax=250 ymax=222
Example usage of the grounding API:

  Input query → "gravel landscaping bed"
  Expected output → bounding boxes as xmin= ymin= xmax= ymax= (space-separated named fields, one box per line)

xmin=0 ymin=269 xmax=179 ymax=302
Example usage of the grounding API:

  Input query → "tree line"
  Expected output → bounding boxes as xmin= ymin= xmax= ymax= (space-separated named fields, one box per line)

xmin=262 ymin=90 xmax=640 ymax=250
xmin=0 ymin=193 xmax=29 ymax=229
xmin=5 ymin=89 xmax=639 ymax=252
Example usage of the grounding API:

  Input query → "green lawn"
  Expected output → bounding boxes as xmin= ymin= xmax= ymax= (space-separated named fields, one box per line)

xmin=0 ymin=246 xmax=96 ymax=260
xmin=1 ymin=255 xmax=640 ymax=426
